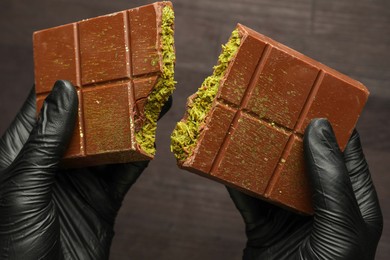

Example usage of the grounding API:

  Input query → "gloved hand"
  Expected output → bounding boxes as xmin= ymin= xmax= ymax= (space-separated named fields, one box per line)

xmin=227 ymin=118 xmax=383 ymax=260
xmin=0 ymin=80 xmax=172 ymax=259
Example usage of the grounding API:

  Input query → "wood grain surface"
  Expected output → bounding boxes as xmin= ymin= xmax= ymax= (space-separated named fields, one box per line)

xmin=0 ymin=0 xmax=389 ymax=259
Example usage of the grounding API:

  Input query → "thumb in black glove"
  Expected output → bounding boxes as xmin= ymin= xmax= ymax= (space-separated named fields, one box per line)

xmin=228 ymin=118 xmax=383 ymax=260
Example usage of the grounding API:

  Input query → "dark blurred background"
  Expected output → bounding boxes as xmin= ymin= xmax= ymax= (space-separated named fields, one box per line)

xmin=0 ymin=0 xmax=389 ymax=259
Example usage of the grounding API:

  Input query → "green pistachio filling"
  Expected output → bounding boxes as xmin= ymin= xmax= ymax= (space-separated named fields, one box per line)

xmin=136 ymin=5 xmax=176 ymax=156
xmin=170 ymin=29 xmax=241 ymax=161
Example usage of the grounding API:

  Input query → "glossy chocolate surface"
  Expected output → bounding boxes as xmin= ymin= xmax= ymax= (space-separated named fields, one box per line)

xmin=34 ymin=2 xmax=172 ymax=167
xmin=181 ymin=24 xmax=369 ymax=214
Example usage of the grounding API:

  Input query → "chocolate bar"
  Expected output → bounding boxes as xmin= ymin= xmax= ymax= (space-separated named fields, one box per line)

xmin=171 ymin=24 xmax=369 ymax=214
xmin=34 ymin=1 xmax=176 ymax=167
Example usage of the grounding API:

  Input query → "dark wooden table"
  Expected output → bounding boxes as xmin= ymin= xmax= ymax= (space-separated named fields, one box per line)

xmin=0 ymin=0 xmax=389 ymax=259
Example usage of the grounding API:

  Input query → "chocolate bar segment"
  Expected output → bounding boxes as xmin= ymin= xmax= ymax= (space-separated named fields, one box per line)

xmin=34 ymin=1 xmax=175 ymax=167
xmin=182 ymin=103 xmax=236 ymax=174
xmin=173 ymin=24 xmax=369 ymax=214
xmin=34 ymin=24 xmax=80 ymax=93
xmin=245 ymin=47 xmax=319 ymax=130
xmin=211 ymin=112 xmax=290 ymax=195
xmin=218 ymin=33 xmax=266 ymax=107
xmin=129 ymin=4 xmax=161 ymax=76
xmin=296 ymin=72 xmax=369 ymax=150
xmin=269 ymin=136 xmax=313 ymax=214
xmin=82 ymin=82 xmax=133 ymax=155
xmin=78 ymin=12 xmax=130 ymax=85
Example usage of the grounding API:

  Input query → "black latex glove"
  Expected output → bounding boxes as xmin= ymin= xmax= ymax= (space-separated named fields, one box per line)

xmin=0 ymin=80 xmax=172 ymax=259
xmin=228 ymin=118 xmax=383 ymax=260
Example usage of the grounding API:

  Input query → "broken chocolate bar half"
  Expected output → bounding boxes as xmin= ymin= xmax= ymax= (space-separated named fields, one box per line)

xmin=34 ymin=1 xmax=176 ymax=167
xmin=171 ymin=24 xmax=369 ymax=214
